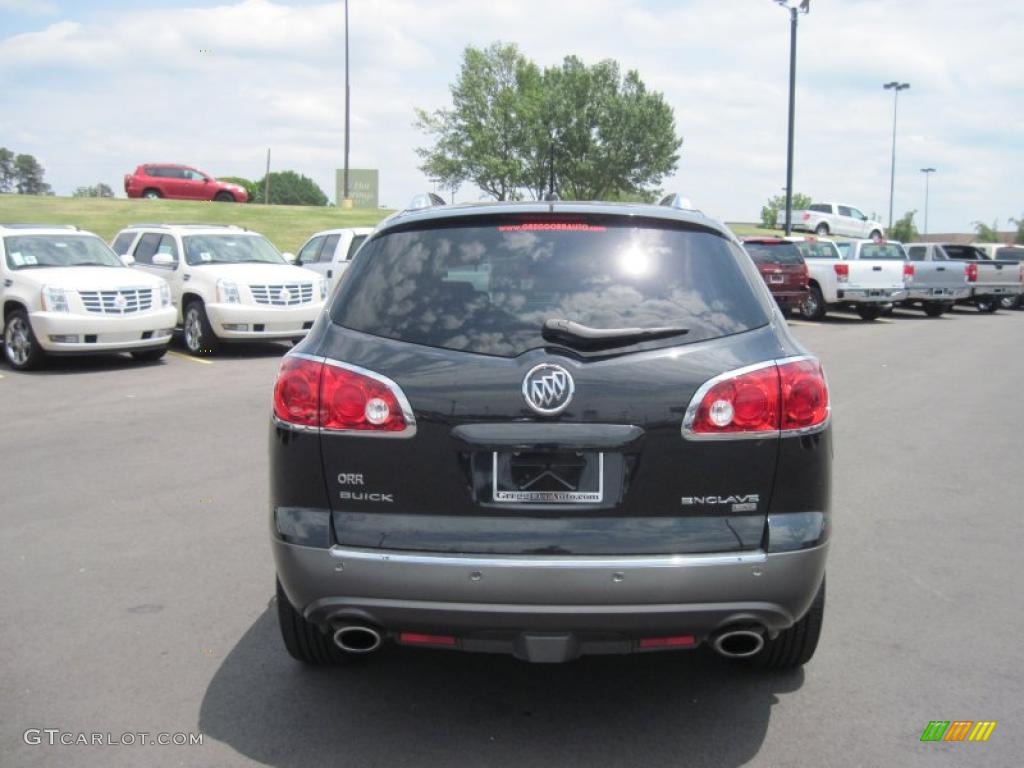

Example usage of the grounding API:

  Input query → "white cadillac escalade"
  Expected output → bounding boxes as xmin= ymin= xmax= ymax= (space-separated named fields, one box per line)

xmin=1 ymin=224 xmax=176 ymax=370
xmin=111 ymin=224 xmax=326 ymax=355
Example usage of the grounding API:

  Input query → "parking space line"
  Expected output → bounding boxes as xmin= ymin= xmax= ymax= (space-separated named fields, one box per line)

xmin=167 ymin=351 xmax=214 ymax=365
xmin=787 ymin=320 xmax=812 ymax=327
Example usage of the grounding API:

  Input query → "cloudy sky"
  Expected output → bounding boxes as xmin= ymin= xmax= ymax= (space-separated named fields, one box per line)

xmin=1 ymin=0 xmax=1021 ymax=232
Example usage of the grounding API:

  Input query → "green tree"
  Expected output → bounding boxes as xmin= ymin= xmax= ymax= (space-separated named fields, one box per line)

xmin=251 ymin=171 xmax=328 ymax=206
xmin=218 ymin=176 xmax=257 ymax=203
xmin=1009 ymin=215 xmax=1024 ymax=245
xmin=972 ymin=219 xmax=1001 ymax=242
xmin=416 ymin=43 xmax=682 ymax=202
xmin=72 ymin=183 xmax=114 ymax=198
xmin=0 ymin=148 xmax=15 ymax=193
xmin=14 ymin=153 xmax=52 ymax=195
xmin=889 ymin=210 xmax=919 ymax=243
xmin=761 ymin=192 xmax=812 ymax=229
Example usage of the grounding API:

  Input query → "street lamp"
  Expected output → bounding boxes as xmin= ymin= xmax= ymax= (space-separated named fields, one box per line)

xmin=883 ymin=81 xmax=910 ymax=229
xmin=920 ymin=167 xmax=936 ymax=236
xmin=342 ymin=0 xmax=352 ymax=209
xmin=775 ymin=0 xmax=810 ymax=236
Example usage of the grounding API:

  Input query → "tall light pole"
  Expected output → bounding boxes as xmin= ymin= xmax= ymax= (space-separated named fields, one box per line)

xmin=343 ymin=0 xmax=352 ymax=209
xmin=775 ymin=1 xmax=810 ymax=236
xmin=920 ymin=167 xmax=935 ymax=236
xmin=883 ymin=81 xmax=910 ymax=229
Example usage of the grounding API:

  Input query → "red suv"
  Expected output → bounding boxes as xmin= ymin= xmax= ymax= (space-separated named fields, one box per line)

xmin=124 ymin=164 xmax=248 ymax=202
xmin=741 ymin=238 xmax=809 ymax=311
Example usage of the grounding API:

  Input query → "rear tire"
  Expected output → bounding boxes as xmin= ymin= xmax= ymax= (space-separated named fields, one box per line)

xmin=799 ymin=284 xmax=827 ymax=321
xmin=141 ymin=189 xmax=161 ymax=199
xmin=754 ymin=577 xmax=825 ymax=669
xmin=3 ymin=309 xmax=46 ymax=371
xmin=183 ymin=301 xmax=219 ymax=355
xmin=214 ymin=191 xmax=235 ymax=202
xmin=923 ymin=302 xmax=945 ymax=318
xmin=276 ymin=579 xmax=345 ymax=665
xmin=814 ymin=223 xmax=829 ymax=236
xmin=868 ymin=229 xmax=882 ymax=240
xmin=856 ymin=305 xmax=882 ymax=321
xmin=974 ymin=297 xmax=999 ymax=313
xmin=998 ymin=295 xmax=1017 ymax=310
xmin=131 ymin=347 xmax=168 ymax=362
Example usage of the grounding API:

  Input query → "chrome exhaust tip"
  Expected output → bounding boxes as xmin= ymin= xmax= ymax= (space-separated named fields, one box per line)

xmin=711 ymin=628 xmax=765 ymax=658
xmin=333 ymin=625 xmax=383 ymax=654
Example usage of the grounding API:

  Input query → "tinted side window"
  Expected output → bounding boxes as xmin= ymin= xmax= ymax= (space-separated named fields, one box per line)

xmin=332 ymin=219 xmax=770 ymax=358
xmin=133 ymin=233 xmax=162 ymax=264
xmin=156 ymin=235 xmax=179 ymax=262
xmin=319 ymin=234 xmax=341 ymax=263
xmin=809 ymin=204 xmax=829 ymax=213
xmin=837 ymin=206 xmax=854 ymax=217
xmin=298 ymin=236 xmax=324 ymax=264
xmin=907 ymin=246 xmax=926 ymax=262
xmin=111 ymin=232 xmax=137 ymax=256
xmin=345 ymin=234 xmax=368 ymax=260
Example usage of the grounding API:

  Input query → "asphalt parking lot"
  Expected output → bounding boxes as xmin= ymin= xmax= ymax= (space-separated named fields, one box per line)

xmin=2 ymin=306 xmax=1023 ymax=768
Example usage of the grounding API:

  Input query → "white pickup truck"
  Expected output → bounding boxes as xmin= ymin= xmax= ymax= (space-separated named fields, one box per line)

xmin=905 ymin=243 xmax=1023 ymax=313
xmin=1 ymin=224 xmax=176 ymax=370
xmin=294 ymin=227 xmax=372 ymax=295
xmin=788 ymin=236 xmax=907 ymax=321
xmin=777 ymin=202 xmax=885 ymax=239
xmin=111 ymin=224 xmax=326 ymax=354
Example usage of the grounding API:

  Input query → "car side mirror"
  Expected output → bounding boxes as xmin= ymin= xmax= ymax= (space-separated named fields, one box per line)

xmin=282 ymin=252 xmax=298 ymax=264
xmin=152 ymin=253 xmax=176 ymax=267
xmin=119 ymin=253 xmax=135 ymax=266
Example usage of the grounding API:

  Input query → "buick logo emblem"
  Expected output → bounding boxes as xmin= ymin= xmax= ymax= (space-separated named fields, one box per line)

xmin=522 ymin=363 xmax=574 ymax=415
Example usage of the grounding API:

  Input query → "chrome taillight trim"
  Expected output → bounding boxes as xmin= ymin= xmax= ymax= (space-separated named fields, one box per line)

xmin=681 ymin=354 xmax=831 ymax=441
xmin=272 ymin=352 xmax=417 ymax=438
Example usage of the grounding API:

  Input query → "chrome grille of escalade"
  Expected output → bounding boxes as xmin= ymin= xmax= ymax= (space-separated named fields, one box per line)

xmin=78 ymin=288 xmax=153 ymax=315
xmin=249 ymin=283 xmax=314 ymax=306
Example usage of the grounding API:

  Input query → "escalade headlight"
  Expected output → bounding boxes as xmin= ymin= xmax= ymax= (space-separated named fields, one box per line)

xmin=41 ymin=285 xmax=70 ymax=312
xmin=217 ymin=279 xmax=241 ymax=304
xmin=159 ymin=282 xmax=172 ymax=307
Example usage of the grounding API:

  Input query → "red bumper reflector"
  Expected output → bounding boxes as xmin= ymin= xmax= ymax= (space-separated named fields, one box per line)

xmin=398 ymin=632 xmax=457 ymax=647
xmin=638 ymin=635 xmax=696 ymax=649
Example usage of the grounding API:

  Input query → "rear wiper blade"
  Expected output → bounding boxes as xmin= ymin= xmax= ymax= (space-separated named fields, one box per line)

xmin=542 ymin=318 xmax=689 ymax=351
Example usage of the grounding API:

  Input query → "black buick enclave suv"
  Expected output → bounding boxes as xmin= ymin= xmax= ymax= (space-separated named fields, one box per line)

xmin=270 ymin=200 xmax=831 ymax=667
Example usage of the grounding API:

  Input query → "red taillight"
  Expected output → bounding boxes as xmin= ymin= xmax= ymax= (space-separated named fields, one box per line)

xmin=684 ymin=358 xmax=829 ymax=439
xmin=273 ymin=356 xmax=410 ymax=433
xmin=965 ymin=263 xmax=978 ymax=283
xmin=639 ymin=635 xmax=696 ymax=649
xmin=687 ymin=365 xmax=781 ymax=436
xmin=273 ymin=357 xmax=321 ymax=427
xmin=800 ymin=264 xmax=809 ymax=286
xmin=802 ymin=212 xmax=810 ymax=221
xmin=834 ymin=263 xmax=849 ymax=282
xmin=903 ymin=262 xmax=915 ymax=283
xmin=778 ymin=358 xmax=830 ymax=431
xmin=398 ymin=632 xmax=457 ymax=647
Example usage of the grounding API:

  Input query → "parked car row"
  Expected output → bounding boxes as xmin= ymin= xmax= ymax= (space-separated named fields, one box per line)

xmin=1 ymin=221 xmax=371 ymax=370
xmin=741 ymin=235 xmax=1024 ymax=321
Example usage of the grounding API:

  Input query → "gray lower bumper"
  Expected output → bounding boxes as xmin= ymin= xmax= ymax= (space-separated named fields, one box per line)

xmin=273 ymin=541 xmax=828 ymax=641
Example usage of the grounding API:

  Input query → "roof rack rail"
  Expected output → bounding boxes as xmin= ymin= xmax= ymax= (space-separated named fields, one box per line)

xmin=125 ymin=222 xmax=246 ymax=230
xmin=658 ymin=193 xmax=699 ymax=212
xmin=0 ymin=223 xmax=79 ymax=230
xmin=406 ymin=192 xmax=447 ymax=212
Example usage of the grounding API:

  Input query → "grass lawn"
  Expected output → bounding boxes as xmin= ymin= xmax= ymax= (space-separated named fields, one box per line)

xmin=0 ymin=194 xmax=391 ymax=253
xmin=0 ymin=193 xmax=781 ymax=250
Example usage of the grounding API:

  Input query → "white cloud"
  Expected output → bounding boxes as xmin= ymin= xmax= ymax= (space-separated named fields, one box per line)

xmin=0 ymin=0 xmax=1021 ymax=232
xmin=0 ymin=0 xmax=57 ymax=13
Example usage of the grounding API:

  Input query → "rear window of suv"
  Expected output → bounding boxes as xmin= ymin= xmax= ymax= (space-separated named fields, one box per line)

xmin=859 ymin=243 xmax=906 ymax=260
xmin=331 ymin=217 xmax=770 ymax=358
xmin=743 ymin=241 xmax=804 ymax=265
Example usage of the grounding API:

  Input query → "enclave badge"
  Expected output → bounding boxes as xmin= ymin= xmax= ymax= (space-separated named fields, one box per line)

xmin=522 ymin=363 xmax=574 ymax=415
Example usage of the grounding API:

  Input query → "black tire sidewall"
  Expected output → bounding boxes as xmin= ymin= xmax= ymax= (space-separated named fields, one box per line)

xmin=4 ymin=309 xmax=45 ymax=370
xmin=184 ymin=302 xmax=218 ymax=354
